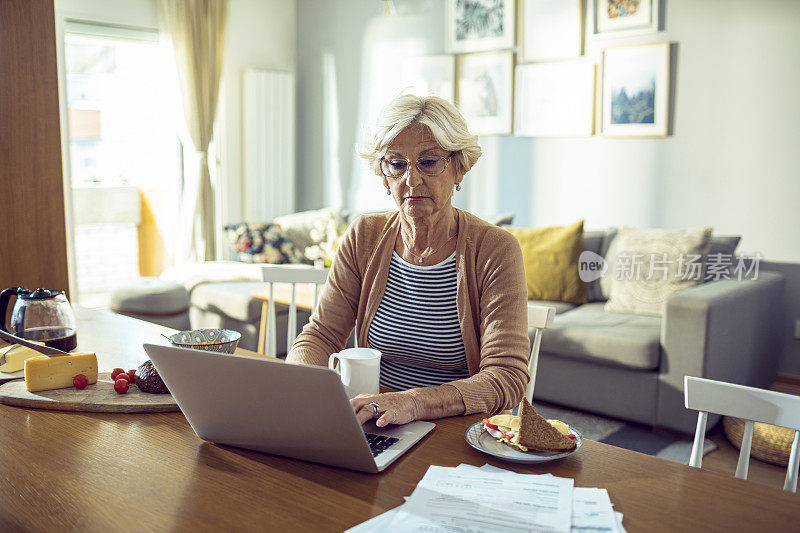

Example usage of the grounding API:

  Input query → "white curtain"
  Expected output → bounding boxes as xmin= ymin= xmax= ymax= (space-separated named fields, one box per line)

xmin=158 ymin=0 xmax=228 ymax=261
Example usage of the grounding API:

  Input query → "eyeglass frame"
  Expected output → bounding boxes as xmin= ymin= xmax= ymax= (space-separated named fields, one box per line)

xmin=379 ymin=152 xmax=455 ymax=178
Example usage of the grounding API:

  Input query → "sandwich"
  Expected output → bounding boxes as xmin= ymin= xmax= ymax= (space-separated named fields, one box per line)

xmin=482 ymin=399 xmax=577 ymax=453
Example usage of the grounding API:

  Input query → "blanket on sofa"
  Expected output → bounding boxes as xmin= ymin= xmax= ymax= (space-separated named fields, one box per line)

xmin=160 ymin=261 xmax=262 ymax=293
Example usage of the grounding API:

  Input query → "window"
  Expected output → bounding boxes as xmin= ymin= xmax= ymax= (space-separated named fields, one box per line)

xmin=63 ymin=24 xmax=182 ymax=306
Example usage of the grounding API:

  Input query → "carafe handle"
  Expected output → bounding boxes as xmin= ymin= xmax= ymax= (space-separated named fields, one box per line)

xmin=0 ymin=287 xmax=23 ymax=333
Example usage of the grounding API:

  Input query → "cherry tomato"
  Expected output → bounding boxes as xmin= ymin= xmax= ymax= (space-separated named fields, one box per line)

xmin=114 ymin=378 xmax=130 ymax=394
xmin=114 ymin=372 xmax=131 ymax=383
xmin=482 ymin=420 xmax=500 ymax=432
xmin=127 ymin=369 xmax=136 ymax=382
xmin=73 ymin=374 xmax=88 ymax=389
xmin=110 ymin=368 xmax=125 ymax=381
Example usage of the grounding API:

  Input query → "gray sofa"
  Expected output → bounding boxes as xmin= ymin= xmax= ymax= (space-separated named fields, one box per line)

xmin=183 ymin=227 xmax=784 ymax=436
xmin=530 ymin=230 xmax=785 ymax=435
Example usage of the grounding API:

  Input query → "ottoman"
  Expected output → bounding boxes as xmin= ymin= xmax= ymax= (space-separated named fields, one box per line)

xmin=110 ymin=278 xmax=190 ymax=330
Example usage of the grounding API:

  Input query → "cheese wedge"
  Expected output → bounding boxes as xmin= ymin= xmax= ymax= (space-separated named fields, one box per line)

xmin=0 ymin=345 xmax=48 ymax=373
xmin=546 ymin=419 xmax=570 ymax=436
xmin=24 ymin=353 xmax=98 ymax=392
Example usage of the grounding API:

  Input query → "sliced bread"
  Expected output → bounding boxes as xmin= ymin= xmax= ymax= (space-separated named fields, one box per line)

xmin=518 ymin=399 xmax=577 ymax=452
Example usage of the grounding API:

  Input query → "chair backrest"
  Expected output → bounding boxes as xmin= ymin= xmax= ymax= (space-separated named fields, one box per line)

xmin=684 ymin=375 xmax=800 ymax=492
xmin=522 ymin=305 xmax=556 ymax=407
xmin=260 ymin=264 xmax=330 ymax=357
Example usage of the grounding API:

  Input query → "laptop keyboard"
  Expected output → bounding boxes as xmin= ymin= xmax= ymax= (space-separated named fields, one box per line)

xmin=365 ymin=433 xmax=400 ymax=457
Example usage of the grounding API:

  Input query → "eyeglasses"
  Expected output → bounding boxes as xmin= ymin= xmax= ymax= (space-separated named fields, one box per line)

xmin=380 ymin=154 xmax=453 ymax=178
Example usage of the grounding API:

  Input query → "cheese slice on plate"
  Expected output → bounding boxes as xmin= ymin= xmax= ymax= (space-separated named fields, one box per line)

xmin=24 ymin=353 xmax=98 ymax=392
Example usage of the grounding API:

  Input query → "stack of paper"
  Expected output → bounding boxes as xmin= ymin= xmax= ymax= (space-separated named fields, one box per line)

xmin=347 ymin=464 xmax=625 ymax=533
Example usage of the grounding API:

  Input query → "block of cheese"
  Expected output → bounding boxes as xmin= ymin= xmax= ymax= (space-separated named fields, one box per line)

xmin=24 ymin=353 xmax=98 ymax=392
xmin=0 ymin=345 xmax=48 ymax=374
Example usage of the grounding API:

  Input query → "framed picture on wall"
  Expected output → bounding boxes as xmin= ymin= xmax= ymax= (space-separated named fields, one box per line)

xmin=401 ymin=55 xmax=456 ymax=103
xmin=519 ymin=0 xmax=583 ymax=62
xmin=600 ymin=42 xmax=671 ymax=137
xmin=446 ymin=0 xmax=516 ymax=53
xmin=592 ymin=0 xmax=661 ymax=36
xmin=456 ymin=51 xmax=514 ymax=135
xmin=515 ymin=60 xmax=595 ymax=137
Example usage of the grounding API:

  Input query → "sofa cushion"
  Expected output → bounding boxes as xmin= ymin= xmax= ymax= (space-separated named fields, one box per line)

xmin=506 ymin=220 xmax=588 ymax=305
xmin=486 ymin=212 xmax=515 ymax=226
xmin=602 ymin=226 xmax=712 ymax=316
xmin=585 ymin=228 xmax=618 ymax=302
xmin=539 ymin=303 xmax=662 ymax=371
xmin=274 ymin=207 xmax=345 ymax=253
xmin=110 ymin=278 xmax=190 ymax=315
xmin=190 ymin=282 xmax=286 ymax=323
xmin=582 ymin=231 xmax=604 ymax=255
xmin=708 ymin=235 xmax=741 ymax=257
xmin=704 ymin=235 xmax=742 ymax=282
xmin=223 ymin=222 xmax=308 ymax=264
xmin=528 ymin=300 xmax=576 ymax=317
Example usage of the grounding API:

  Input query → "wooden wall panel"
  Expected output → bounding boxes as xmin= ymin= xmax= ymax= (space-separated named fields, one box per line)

xmin=0 ymin=0 xmax=70 ymax=297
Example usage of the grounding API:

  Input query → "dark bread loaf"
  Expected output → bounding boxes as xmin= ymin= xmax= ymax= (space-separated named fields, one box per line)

xmin=135 ymin=360 xmax=169 ymax=394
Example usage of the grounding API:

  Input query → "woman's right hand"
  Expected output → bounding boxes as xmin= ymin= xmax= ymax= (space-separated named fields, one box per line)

xmin=350 ymin=391 xmax=418 ymax=427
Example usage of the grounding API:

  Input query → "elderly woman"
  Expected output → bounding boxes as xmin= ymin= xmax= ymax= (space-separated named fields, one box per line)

xmin=287 ymin=94 xmax=529 ymax=427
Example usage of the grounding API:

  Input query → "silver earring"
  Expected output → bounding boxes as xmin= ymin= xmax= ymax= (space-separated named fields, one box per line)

xmin=455 ymin=183 xmax=461 ymax=191
xmin=386 ymin=187 xmax=391 ymax=195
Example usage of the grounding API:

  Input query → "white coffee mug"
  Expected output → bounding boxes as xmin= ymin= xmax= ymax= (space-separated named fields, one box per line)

xmin=328 ymin=348 xmax=381 ymax=398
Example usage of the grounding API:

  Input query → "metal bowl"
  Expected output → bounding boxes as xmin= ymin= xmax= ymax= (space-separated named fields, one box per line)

xmin=166 ymin=329 xmax=241 ymax=354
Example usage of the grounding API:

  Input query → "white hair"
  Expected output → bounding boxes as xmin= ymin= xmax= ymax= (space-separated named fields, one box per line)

xmin=358 ymin=94 xmax=482 ymax=176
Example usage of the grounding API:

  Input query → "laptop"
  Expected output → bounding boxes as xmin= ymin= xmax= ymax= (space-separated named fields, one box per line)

xmin=143 ymin=344 xmax=435 ymax=473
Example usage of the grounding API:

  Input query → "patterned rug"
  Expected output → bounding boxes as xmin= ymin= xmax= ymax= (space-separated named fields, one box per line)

xmin=534 ymin=402 xmax=717 ymax=464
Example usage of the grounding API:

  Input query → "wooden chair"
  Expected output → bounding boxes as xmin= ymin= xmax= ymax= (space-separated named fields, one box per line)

xmin=259 ymin=264 xmax=329 ymax=357
xmin=516 ymin=305 xmax=556 ymax=412
xmin=684 ymin=375 xmax=800 ymax=492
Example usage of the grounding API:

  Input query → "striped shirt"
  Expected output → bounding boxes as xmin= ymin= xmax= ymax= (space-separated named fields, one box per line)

xmin=367 ymin=251 xmax=470 ymax=390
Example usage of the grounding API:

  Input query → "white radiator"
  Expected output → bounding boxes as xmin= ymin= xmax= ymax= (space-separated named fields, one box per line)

xmin=242 ymin=69 xmax=295 ymax=221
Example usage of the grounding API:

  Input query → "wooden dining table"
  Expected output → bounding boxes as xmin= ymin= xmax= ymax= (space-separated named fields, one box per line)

xmin=0 ymin=307 xmax=797 ymax=532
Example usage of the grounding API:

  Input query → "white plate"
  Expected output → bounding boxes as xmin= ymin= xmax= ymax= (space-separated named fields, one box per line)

xmin=464 ymin=420 xmax=583 ymax=463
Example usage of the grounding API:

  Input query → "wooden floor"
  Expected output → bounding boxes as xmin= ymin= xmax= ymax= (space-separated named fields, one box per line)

xmin=689 ymin=375 xmax=800 ymax=491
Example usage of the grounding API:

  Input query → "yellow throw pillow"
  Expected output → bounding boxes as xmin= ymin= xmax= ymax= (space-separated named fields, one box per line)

xmin=506 ymin=220 xmax=587 ymax=305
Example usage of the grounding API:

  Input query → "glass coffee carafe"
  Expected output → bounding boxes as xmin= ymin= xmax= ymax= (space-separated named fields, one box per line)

xmin=0 ymin=287 xmax=78 ymax=352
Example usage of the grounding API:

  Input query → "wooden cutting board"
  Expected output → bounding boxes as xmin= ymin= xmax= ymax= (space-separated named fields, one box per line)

xmin=0 ymin=372 xmax=180 ymax=413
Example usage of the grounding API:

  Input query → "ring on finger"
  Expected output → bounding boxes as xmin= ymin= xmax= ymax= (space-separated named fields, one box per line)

xmin=368 ymin=401 xmax=380 ymax=418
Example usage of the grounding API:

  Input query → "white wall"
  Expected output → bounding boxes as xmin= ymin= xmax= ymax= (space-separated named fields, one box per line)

xmin=297 ymin=0 xmax=800 ymax=261
xmin=575 ymin=0 xmax=800 ymax=263
xmin=296 ymin=0 xmax=379 ymax=213
xmin=218 ymin=0 xmax=296 ymax=237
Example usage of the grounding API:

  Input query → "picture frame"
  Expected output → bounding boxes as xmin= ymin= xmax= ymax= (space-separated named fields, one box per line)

xmin=446 ymin=0 xmax=516 ymax=54
xmin=515 ymin=60 xmax=595 ymax=137
xmin=519 ymin=0 xmax=583 ymax=62
xmin=401 ymin=55 xmax=456 ymax=103
xmin=600 ymin=42 xmax=671 ymax=137
xmin=592 ymin=0 xmax=661 ymax=36
xmin=456 ymin=51 xmax=514 ymax=135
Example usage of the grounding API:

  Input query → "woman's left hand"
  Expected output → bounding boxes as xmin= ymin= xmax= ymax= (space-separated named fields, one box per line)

xmin=351 ymin=391 xmax=418 ymax=427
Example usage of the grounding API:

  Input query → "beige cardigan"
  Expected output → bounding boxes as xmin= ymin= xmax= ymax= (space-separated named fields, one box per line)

xmin=286 ymin=209 xmax=531 ymax=414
